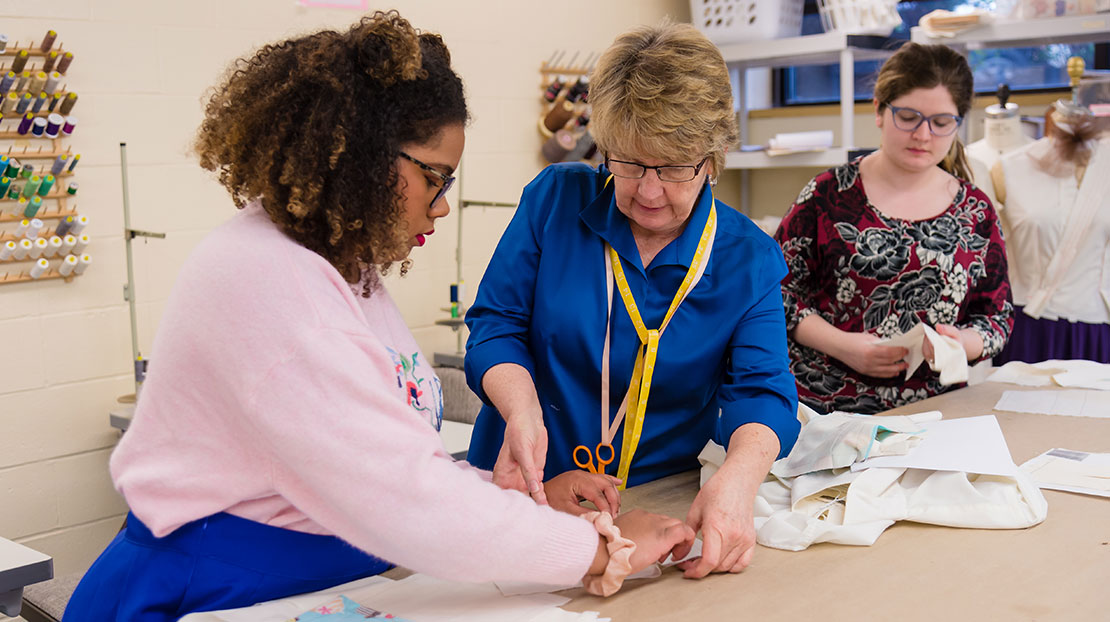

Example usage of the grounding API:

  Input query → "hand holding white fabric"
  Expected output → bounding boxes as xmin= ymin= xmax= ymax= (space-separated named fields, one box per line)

xmin=876 ymin=323 xmax=968 ymax=385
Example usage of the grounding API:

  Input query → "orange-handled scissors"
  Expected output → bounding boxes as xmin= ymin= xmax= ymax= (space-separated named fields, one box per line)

xmin=573 ymin=442 xmax=615 ymax=474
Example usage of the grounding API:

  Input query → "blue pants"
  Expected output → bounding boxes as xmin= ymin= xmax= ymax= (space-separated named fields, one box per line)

xmin=63 ymin=512 xmax=391 ymax=622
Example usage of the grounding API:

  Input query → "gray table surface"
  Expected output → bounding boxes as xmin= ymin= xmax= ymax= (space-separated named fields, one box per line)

xmin=0 ymin=537 xmax=53 ymax=616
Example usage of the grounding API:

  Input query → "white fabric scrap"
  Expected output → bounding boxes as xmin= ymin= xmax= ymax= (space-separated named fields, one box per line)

xmin=770 ymin=411 xmax=934 ymax=478
xmin=875 ymin=323 xmax=968 ymax=385
xmin=987 ymin=359 xmax=1110 ymax=391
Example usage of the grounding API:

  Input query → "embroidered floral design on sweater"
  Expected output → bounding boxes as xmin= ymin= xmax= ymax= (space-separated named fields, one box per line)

xmin=386 ymin=348 xmax=443 ymax=431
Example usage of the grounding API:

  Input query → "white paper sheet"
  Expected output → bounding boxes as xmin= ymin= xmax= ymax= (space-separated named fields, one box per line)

xmin=994 ymin=390 xmax=1110 ymax=418
xmin=851 ymin=415 xmax=1018 ymax=476
xmin=1019 ymin=448 xmax=1110 ymax=497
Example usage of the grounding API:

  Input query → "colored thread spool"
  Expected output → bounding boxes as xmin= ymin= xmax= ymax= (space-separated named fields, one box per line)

xmin=60 ymin=234 xmax=75 ymax=254
xmin=66 ymin=153 xmax=80 ymax=172
xmin=7 ymin=184 xmax=21 ymax=199
xmin=5 ymin=158 xmax=20 ymax=178
xmin=11 ymin=50 xmax=28 ymax=74
xmin=40 ymin=30 xmax=57 ymax=52
xmin=45 ymin=235 xmax=62 ymax=257
xmin=543 ymin=78 xmax=564 ymax=103
xmin=55 ymin=216 xmax=74 ymax=237
xmin=22 ymin=175 xmax=41 ymax=198
xmin=0 ymin=34 xmax=7 ymax=54
xmin=31 ymin=91 xmax=46 ymax=113
xmin=26 ymin=218 xmax=44 ymax=239
xmin=2 ymin=92 xmax=17 ymax=114
xmin=66 ymin=181 xmax=78 ymax=195
xmin=30 ymin=237 xmax=48 ymax=258
xmin=48 ymin=92 xmax=61 ymax=112
xmin=17 ymin=112 xmax=33 ymax=135
xmin=542 ymin=98 xmax=575 ymax=133
xmin=15 ymin=92 xmax=31 ymax=114
xmin=70 ymin=214 xmax=88 ymax=235
xmin=564 ymin=131 xmax=597 ymax=162
xmin=56 ymin=52 xmax=73 ymax=74
xmin=0 ymin=176 xmax=9 ymax=196
xmin=540 ymin=129 xmax=576 ymax=164
xmin=37 ymin=174 xmax=54 ymax=196
xmin=24 ymin=195 xmax=42 ymax=218
xmin=30 ymin=116 xmax=46 ymax=136
xmin=30 ymin=71 xmax=46 ymax=93
xmin=16 ymin=70 xmax=29 ymax=91
xmin=43 ymin=50 xmax=58 ymax=73
xmin=0 ymin=240 xmax=14 ymax=260
xmin=44 ymin=113 xmax=62 ymax=137
xmin=58 ymin=253 xmax=77 ymax=276
xmin=72 ymin=234 xmax=89 ymax=254
xmin=74 ymin=254 xmax=91 ymax=275
xmin=59 ymin=92 xmax=76 ymax=115
xmin=13 ymin=238 xmax=32 ymax=260
xmin=20 ymin=163 xmax=33 ymax=179
xmin=61 ymin=115 xmax=76 ymax=135
xmin=50 ymin=155 xmax=67 ymax=176
xmin=0 ymin=72 xmax=14 ymax=95
xmin=44 ymin=71 xmax=60 ymax=95
xmin=30 ymin=258 xmax=49 ymax=279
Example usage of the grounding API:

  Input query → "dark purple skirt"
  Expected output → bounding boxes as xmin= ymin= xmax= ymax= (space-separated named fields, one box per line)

xmin=994 ymin=305 xmax=1110 ymax=364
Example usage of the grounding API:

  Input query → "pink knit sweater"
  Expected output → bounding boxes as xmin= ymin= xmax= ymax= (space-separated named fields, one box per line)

xmin=110 ymin=202 xmax=597 ymax=586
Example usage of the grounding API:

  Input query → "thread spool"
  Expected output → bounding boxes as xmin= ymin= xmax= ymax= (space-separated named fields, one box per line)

xmin=37 ymin=174 xmax=54 ymax=196
xmin=60 ymin=234 xmax=75 ymax=254
xmin=11 ymin=50 xmax=28 ymax=74
xmin=0 ymin=240 xmax=14 ymax=260
xmin=16 ymin=70 xmax=29 ymax=91
xmin=44 ymin=71 xmax=60 ymax=95
xmin=74 ymin=253 xmax=91 ymax=275
xmin=2 ymin=92 xmax=17 ymax=114
xmin=66 ymin=181 xmax=78 ymax=195
xmin=17 ymin=112 xmax=33 ymax=135
xmin=0 ymin=72 xmax=14 ymax=95
xmin=72 ymin=234 xmax=89 ymax=254
xmin=51 ymin=155 xmax=67 ymax=176
xmin=31 ymin=116 xmax=46 ymax=136
xmin=40 ymin=30 xmax=57 ymax=52
xmin=55 ymin=216 xmax=74 ymax=237
xmin=13 ymin=238 xmax=32 ymax=260
xmin=541 ymin=129 xmax=577 ymax=164
xmin=30 ymin=237 xmax=47 ymax=259
xmin=542 ymin=98 xmax=575 ymax=133
xmin=44 ymin=113 xmax=62 ymax=137
xmin=43 ymin=50 xmax=58 ymax=73
xmin=31 ymin=91 xmax=46 ymax=113
xmin=61 ymin=115 xmax=75 ymax=135
xmin=58 ymin=253 xmax=77 ymax=276
xmin=564 ymin=131 xmax=597 ymax=162
xmin=16 ymin=196 xmax=27 ymax=215
xmin=5 ymin=158 xmax=19 ymax=178
xmin=8 ymin=184 xmax=21 ymax=199
xmin=22 ymin=174 xmax=41 ymax=198
xmin=26 ymin=218 xmax=44 ymax=239
xmin=48 ymin=92 xmax=61 ymax=112
xmin=46 ymin=235 xmax=62 ymax=257
xmin=543 ymin=78 xmax=564 ymax=103
xmin=66 ymin=153 xmax=80 ymax=172
xmin=24 ymin=195 xmax=42 ymax=218
xmin=15 ymin=92 xmax=31 ymax=114
xmin=56 ymin=51 xmax=73 ymax=74
xmin=30 ymin=71 xmax=46 ymax=93
xmin=20 ymin=163 xmax=33 ymax=179
xmin=30 ymin=257 xmax=49 ymax=279
xmin=0 ymin=34 xmax=7 ymax=54
xmin=59 ymin=92 xmax=76 ymax=115
xmin=14 ymin=219 xmax=29 ymax=239
xmin=0 ymin=176 xmax=9 ymax=196
xmin=70 ymin=214 xmax=88 ymax=235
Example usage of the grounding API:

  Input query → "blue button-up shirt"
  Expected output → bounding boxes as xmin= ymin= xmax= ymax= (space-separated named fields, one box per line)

xmin=465 ymin=163 xmax=798 ymax=486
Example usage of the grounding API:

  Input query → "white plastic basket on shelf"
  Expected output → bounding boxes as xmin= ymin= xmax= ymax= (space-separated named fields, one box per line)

xmin=690 ymin=0 xmax=804 ymax=44
xmin=817 ymin=0 xmax=902 ymax=36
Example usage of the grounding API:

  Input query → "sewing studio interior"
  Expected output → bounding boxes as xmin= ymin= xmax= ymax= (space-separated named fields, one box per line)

xmin=1 ymin=1 xmax=1108 ymax=621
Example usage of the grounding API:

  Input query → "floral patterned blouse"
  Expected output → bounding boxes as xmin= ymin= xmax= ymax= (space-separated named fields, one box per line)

xmin=774 ymin=158 xmax=1013 ymax=413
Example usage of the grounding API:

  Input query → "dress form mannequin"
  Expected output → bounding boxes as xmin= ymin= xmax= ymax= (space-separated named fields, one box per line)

xmin=967 ymin=84 xmax=1032 ymax=206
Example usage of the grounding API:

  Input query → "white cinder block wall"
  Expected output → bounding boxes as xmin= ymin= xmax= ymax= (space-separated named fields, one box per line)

xmin=0 ymin=0 xmax=691 ymax=582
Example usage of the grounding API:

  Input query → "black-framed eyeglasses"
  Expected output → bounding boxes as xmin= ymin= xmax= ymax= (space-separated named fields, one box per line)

xmin=886 ymin=105 xmax=963 ymax=137
xmin=399 ymin=151 xmax=456 ymax=208
xmin=605 ymin=156 xmax=708 ymax=183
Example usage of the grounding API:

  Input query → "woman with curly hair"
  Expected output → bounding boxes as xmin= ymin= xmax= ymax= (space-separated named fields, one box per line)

xmin=774 ymin=42 xmax=1013 ymax=414
xmin=63 ymin=12 xmax=692 ymax=621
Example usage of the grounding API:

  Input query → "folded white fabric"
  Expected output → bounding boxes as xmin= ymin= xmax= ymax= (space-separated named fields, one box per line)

xmin=770 ymin=411 xmax=934 ymax=478
xmin=767 ymin=130 xmax=834 ymax=150
xmin=875 ymin=323 xmax=968 ymax=385
xmin=987 ymin=359 xmax=1110 ymax=390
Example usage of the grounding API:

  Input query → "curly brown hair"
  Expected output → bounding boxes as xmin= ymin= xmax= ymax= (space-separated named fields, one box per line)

xmin=194 ymin=11 xmax=467 ymax=289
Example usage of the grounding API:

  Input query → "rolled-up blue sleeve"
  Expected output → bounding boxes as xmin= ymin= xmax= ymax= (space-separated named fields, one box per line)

xmin=715 ymin=245 xmax=800 ymax=459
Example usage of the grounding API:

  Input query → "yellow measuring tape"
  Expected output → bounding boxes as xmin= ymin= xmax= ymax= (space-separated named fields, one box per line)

xmin=599 ymin=177 xmax=717 ymax=487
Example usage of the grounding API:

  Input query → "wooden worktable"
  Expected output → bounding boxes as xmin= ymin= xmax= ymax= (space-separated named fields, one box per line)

xmin=561 ymin=381 xmax=1110 ymax=621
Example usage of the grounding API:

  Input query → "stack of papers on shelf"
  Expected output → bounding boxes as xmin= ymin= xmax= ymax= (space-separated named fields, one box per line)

xmin=1020 ymin=448 xmax=1110 ymax=498
xmin=766 ymin=130 xmax=833 ymax=156
xmin=918 ymin=9 xmax=989 ymax=37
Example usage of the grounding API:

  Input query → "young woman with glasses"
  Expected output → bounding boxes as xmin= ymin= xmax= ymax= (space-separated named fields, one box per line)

xmin=64 ymin=12 xmax=695 ymax=620
xmin=774 ymin=42 xmax=1014 ymax=414
xmin=464 ymin=22 xmax=800 ymax=580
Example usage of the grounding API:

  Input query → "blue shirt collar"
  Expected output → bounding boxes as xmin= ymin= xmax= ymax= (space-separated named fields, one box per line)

xmin=579 ymin=166 xmax=715 ymax=277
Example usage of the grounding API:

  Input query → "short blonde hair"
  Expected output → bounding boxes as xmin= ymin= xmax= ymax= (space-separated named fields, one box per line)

xmin=589 ymin=21 xmax=737 ymax=176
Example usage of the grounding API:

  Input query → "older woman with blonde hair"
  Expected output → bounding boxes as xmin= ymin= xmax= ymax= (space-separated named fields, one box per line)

xmin=465 ymin=21 xmax=800 ymax=578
